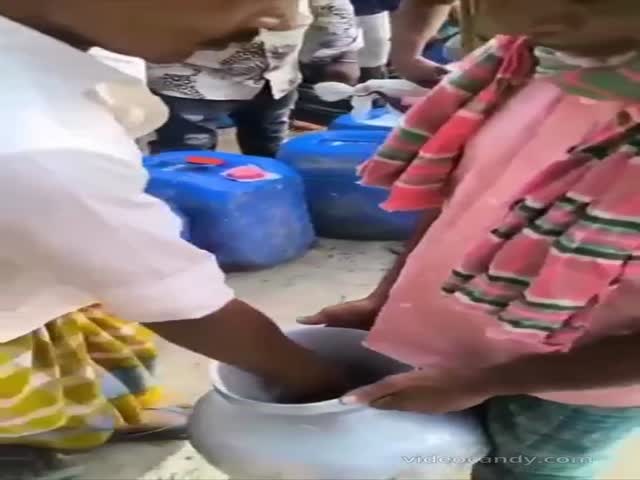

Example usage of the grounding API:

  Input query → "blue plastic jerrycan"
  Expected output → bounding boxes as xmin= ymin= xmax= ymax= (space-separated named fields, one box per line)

xmin=277 ymin=130 xmax=423 ymax=240
xmin=328 ymin=107 xmax=400 ymax=133
xmin=144 ymin=151 xmax=315 ymax=271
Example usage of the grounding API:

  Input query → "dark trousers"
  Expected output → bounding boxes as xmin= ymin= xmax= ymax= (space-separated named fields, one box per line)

xmin=152 ymin=86 xmax=297 ymax=158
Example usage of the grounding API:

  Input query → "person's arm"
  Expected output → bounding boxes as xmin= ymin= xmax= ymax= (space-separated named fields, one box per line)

xmin=148 ymin=299 xmax=343 ymax=396
xmin=390 ymin=0 xmax=454 ymax=86
xmin=300 ymin=208 xmax=439 ymax=328
xmin=489 ymin=333 xmax=640 ymax=395
xmin=301 ymin=0 xmax=362 ymax=85
xmin=5 ymin=149 xmax=344 ymax=397
xmin=345 ymin=330 xmax=640 ymax=413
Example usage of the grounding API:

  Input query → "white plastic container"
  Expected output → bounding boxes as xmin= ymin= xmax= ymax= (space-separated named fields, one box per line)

xmin=189 ymin=328 xmax=488 ymax=480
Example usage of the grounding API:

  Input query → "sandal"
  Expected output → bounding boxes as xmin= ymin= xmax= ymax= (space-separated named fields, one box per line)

xmin=107 ymin=406 xmax=192 ymax=443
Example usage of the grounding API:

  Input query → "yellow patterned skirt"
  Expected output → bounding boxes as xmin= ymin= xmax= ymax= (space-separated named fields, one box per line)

xmin=0 ymin=306 xmax=161 ymax=450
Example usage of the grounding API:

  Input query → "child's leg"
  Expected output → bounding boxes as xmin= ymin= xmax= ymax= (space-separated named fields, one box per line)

xmin=231 ymin=87 xmax=297 ymax=158
xmin=357 ymin=12 xmax=392 ymax=80
xmin=152 ymin=95 xmax=235 ymax=153
xmin=473 ymin=395 xmax=640 ymax=480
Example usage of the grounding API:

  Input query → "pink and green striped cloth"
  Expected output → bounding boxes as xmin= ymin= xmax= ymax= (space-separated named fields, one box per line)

xmin=359 ymin=35 xmax=640 ymax=351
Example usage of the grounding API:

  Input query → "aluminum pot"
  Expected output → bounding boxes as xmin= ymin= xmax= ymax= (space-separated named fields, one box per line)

xmin=189 ymin=327 xmax=488 ymax=479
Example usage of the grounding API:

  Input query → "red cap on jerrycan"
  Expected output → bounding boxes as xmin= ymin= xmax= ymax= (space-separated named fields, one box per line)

xmin=186 ymin=156 xmax=226 ymax=166
xmin=225 ymin=165 xmax=268 ymax=180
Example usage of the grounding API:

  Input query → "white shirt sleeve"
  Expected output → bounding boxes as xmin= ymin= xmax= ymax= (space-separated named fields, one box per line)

xmin=2 ymin=149 xmax=234 ymax=323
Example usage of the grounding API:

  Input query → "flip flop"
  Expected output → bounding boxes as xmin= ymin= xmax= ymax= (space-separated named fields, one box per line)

xmin=107 ymin=406 xmax=192 ymax=443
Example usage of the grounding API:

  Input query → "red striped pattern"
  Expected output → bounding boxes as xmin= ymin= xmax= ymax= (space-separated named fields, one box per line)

xmin=360 ymin=36 xmax=640 ymax=351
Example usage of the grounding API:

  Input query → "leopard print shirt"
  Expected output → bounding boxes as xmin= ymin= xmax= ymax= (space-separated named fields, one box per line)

xmin=148 ymin=0 xmax=359 ymax=100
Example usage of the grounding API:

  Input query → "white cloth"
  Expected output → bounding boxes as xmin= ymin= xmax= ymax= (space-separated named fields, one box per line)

xmin=356 ymin=12 xmax=391 ymax=68
xmin=0 ymin=17 xmax=234 ymax=341
xmin=314 ymin=79 xmax=427 ymax=119
xmin=147 ymin=0 xmax=362 ymax=101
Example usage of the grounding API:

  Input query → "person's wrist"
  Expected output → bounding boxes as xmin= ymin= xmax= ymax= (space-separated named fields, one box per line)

xmin=392 ymin=54 xmax=447 ymax=75
xmin=366 ymin=290 xmax=388 ymax=309
xmin=473 ymin=365 xmax=526 ymax=397
xmin=288 ymin=358 xmax=347 ymax=399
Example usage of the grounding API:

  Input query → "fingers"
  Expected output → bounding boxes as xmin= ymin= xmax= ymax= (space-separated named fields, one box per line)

xmin=371 ymin=390 xmax=435 ymax=412
xmin=252 ymin=1 xmax=311 ymax=31
xmin=296 ymin=313 xmax=329 ymax=325
xmin=384 ymin=96 xmax=410 ymax=113
xmin=296 ymin=307 xmax=353 ymax=327
xmin=341 ymin=371 xmax=422 ymax=405
xmin=252 ymin=15 xmax=307 ymax=31
xmin=297 ymin=300 xmax=379 ymax=329
xmin=411 ymin=63 xmax=449 ymax=88
xmin=254 ymin=16 xmax=288 ymax=30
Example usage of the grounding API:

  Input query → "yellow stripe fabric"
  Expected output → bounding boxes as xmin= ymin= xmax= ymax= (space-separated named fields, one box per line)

xmin=0 ymin=307 xmax=160 ymax=449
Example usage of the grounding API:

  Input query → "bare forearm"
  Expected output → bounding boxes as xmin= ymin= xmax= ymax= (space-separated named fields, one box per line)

xmin=148 ymin=299 xmax=331 ymax=389
xmin=371 ymin=209 xmax=440 ymax=300
xmin=491 ymin=333 xmax=640 ymax=395
xmin=390 ymin=0 xmax=453 ymax=68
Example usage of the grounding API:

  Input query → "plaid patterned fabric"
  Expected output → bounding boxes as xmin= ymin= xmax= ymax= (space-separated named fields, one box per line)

xmin=358 ymin=36 xmax=535 ymax=212
xmin=535 ymin=47 xmax=640 ymax=102
xmin=359 ymin=36 xmax=640 ymax=352
xmin=0 ymin=307 xmax=160 ymax=449
xmin=475 ymin=395 xmax=640 ymax=480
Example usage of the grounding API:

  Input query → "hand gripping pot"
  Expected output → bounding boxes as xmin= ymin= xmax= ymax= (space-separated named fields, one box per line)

xmin=189 ymin=327 xmax=489 ymax=480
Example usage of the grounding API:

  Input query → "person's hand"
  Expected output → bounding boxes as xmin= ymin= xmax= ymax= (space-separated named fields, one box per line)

xmin=297 ymin=295 xmax=385 ymax=331
xmin=272 ymin=356 xmax=350 ymax=404
xmin=64 ymin=0 xmax=309 ymax=64
xmin=203 ymin=1 xmax=307 ymax=48
xmin=341 ymin=368 xmax=498 ymax=414
xmin=392 ymin=57 xmax=449 ymax=88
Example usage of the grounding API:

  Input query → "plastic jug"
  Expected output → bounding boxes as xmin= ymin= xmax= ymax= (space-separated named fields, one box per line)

xmin=277 ymin=130 xmax=422 ymax=240
xmin=144 ymin=151 xmax=315 ymax=271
